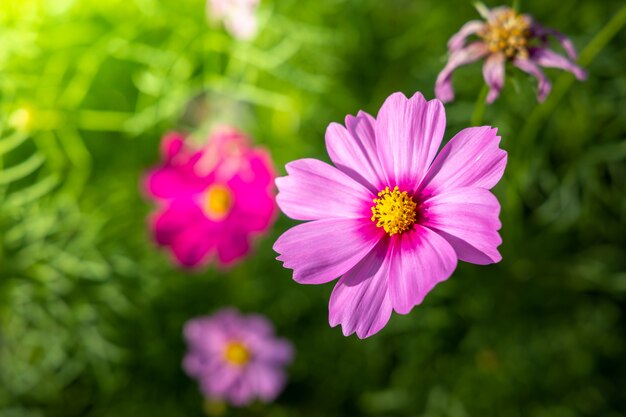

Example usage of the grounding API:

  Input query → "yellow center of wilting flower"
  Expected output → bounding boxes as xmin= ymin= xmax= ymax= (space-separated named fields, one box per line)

xmin=224 ymin=342 xmax=250 ymax=366
xmin=371 ymin=186 xmax=417 ymax=236
xmin=480 ymin=9 xmax=531 ymax=59
xmin=203 ymin=184 xmax=233 ymax=220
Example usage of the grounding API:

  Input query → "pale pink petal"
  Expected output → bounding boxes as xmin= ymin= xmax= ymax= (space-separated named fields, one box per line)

xmin=375 ymin=92 xmax=446 ymax=191
xmin=224 ymin=8 xmax=258 ymax=40
xmin=419 ymin=126 xmax=507 ymax=195
xmin=218 ymin=375 xmax=252 ymax=406
xmin=435 ymin=42 xmax=490 ymax=103
xmin=275 ymin=158 xmax=372 ymax=221
xmin=423 ymin=187 xmax=502 ymax=265
xmin=328 ymin=241 xmax=393 ymax=339
xmin=273 ymin=218 xmax=382 ymax=285
xmin=448 ymin=20 xmax=485 ymax=52
xmin=325 ymin=111 xmax=385 ymax=191
xmin=200 ymin=365 xmax=241 ymax=399
xmin=530 ymin=47 xmax=587 ymax=80
xmin=250 ymin=337 xmax=294 ymax=365
xmin=513 ymin=57 xmax=552 ymax=102
xmin=243 ymin=314 xmax=274 ymax=336
xmin=486 ymin=6 xmax=511 ymax=20
xmin=531 ymin=22 xmax=578 ymax=60
xmin=246 ymin=364 xmax=286 ymax=402
xmin=389 ymin=226 xmax=457 ymax=314
xmin=483 ymin=52 xmax=506 ymax=104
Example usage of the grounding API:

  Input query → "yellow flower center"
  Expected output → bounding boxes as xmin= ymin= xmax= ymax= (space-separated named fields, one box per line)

xmin=224 ymin=341 xmax=250 ymax=366
xmin=480 ymin=8 xmax=531 ymax=59
xmin=203 ymin=184 xmax=233 ymax=220
xmin=371 ymin=186 xmax=418 ymax=236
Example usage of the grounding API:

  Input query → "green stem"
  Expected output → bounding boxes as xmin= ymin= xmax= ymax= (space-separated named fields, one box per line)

xmin=471 ymin=85 xmax=489 ymax=126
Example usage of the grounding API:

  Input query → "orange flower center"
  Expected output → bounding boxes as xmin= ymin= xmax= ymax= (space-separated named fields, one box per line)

xmin=203 ymin=184 xmax=233 ymax=220
xmin=480 ymin=8 xmax=531 ymax=59
xmin=224 ymin=341 xmax=250 ymax=366
xmin=371 ymin=186 xmax=417 ymax=236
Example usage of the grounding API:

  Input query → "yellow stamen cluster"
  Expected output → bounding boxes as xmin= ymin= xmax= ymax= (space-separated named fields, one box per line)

xmin=224 ymin=341 xmax=250 ymax=366
xmin=204 ymin=184 xmax=233 ymax=220
xmin=371 ymin=186 xmax=417 ymax=236
xmin=480 ymin=8 xmax=531 ymax=59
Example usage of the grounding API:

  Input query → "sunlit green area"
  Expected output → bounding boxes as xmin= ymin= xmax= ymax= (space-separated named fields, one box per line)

xmin=1 ymin=0 xmax=625 ymax=416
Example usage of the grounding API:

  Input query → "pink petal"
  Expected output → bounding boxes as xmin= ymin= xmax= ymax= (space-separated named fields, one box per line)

xmin=435 ymin=42 xmax=490 ymax=103
xmin=375 ymin=92 xmax=446 ymax=191
xmin=171 ymin=223 xmax=218 ymax=268
xmin=325 ymin=111 xmax=385 ymax=191
xmin=530 ymin=47 xmax=587 ymax=81
xmin=531 ymin=23 xmax=578 ymax=60
xmin=246 ymin=364 xmax=286 ymax=402
xmin=243 ymin=314 xmax=274 ymax=336
xmin=200 ymin=364 xmax=241 ymax=399
xmin=160 ymin=132 xmax=185 ymax=161
xmin=210 ymin=373 xmax=250 ymax=406
xmin=447 ymin=20 xmax=485 ymax=52
xmin=483 ymin=52 xmax=505 ymax=104
xmin=419 ymin=126 xmax=507 ymax=194
xmin=275 ymin=158 xmax=372 ymax=221
xmin=423 ymin=187 xmax=503 ymax=265
xmin=388 ymin=225 xmax=458 ymax=314
xmin=273 ymin=218 xmax=382 ymax=285
xmin=250 ymin=337 xmax=294 ymax=365
xmin=513 ymin=57 xmax=552 ymax=102
xmin=143 ymin=166 xmax=207 ymax=200
xmin=229 ymin=160 xmax=276 ymax=233
xmin=328 ymin=241 xmax=393 ymax=339
xmin=216 ymin=228 xmax=251 ymax=267
xmin=152 ymin=200 xmax=205 ymax=245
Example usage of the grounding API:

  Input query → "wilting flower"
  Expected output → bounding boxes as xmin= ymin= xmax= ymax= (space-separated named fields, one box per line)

xmin=435 ymin=4 xmax=586 ymax=103
xmin=273 ymin=92 xmax=506 ymax=339
xmin=183 ymin=308 xmax=294 ymax=406
xmin=207 ymin=0 xmax=260 ymax=40
xmin=144 ymin=127 xmax=276 ymax=268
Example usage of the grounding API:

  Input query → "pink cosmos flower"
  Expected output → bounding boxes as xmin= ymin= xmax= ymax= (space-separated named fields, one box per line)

xmin=207 ymin=0 xmax=260 ymax=40
xmin=183 ymin=308 xmax=294 ymax=406
xmin=435 ymin=5 xmax=587 ymax=104
xmin=144 ymin=127 xmax=276 ymax=268
xmin=273 ymin=92 xmax=507 ymax=339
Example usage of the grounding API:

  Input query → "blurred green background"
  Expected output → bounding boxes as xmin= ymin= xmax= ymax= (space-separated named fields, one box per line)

xmin=1 ymin=0 xmax=625 ymax=416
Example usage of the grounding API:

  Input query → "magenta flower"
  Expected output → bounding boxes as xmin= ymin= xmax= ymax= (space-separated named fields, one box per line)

xmin=207 ymin=0 xmax=260 ymax=40
xmin=183 ymin=308 xmax=294 ymax=406
xmin=144 ymin=127 xmax=277 ymax=268
xmin=273 ymin=92 xmax=507 ymax=339
xmin=435 ymin=5 xmax=587 ymax=104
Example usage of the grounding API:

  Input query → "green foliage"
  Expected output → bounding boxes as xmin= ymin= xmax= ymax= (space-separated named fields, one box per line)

xmin=0 ymin=0 xmax=625 ymax=416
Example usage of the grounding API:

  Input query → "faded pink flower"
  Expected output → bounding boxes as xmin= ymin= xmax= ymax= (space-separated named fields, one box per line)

xmin=273 ymin=92 xmax=507 ymax=338
xmin=144 ymin=128 xmax=276 ymax=268
xmin=436 ymin=5 xmax=586 ymax=103
xmin=183 ymin=308 xmax=294 ymax=406
xmin=207 ymin=0 xmax=260 ymax=40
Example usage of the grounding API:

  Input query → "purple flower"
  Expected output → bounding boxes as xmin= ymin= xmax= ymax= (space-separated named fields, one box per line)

xmin=435 ymin=5 xmax=587 ymax=104
xmin=183 ymin=308 xmax=294 ymax=407
xmin=273 ymin=92 xmax=507 ymax=339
